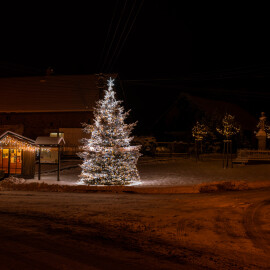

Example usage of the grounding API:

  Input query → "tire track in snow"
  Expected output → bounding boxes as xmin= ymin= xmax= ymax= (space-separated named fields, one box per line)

xmin=243 ymin=199 xmax=270 ymax=254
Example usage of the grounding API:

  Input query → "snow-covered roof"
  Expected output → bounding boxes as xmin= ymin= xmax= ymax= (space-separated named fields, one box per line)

xmin=0 ymin=130 xmax=36 ymax=144
xmin=0 ymin=74 xmax=116 ymax=113
xmin=35 ymin=136 xmax=65 ymax=145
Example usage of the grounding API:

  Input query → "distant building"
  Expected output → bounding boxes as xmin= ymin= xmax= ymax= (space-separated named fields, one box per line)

xmin=0 ymin=73 xmax=115 ymax=155
xmin=154 ymin=93 xmax=257 ymax=145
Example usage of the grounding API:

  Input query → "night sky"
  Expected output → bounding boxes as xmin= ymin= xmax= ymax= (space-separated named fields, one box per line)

xmin=1 ymin=1 xmax=270 ymax=131
xmin=0 ymin=1 xmax=190 ymax=77
xmin=1 ymin=1 xmax=269 ymax=78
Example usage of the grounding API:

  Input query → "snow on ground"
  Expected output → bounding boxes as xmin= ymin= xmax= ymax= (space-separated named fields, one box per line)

xmin=1 ymin=155 xmax=270 ymax=268
xmin=1 ymin=189 xmax=270 ymax=269
xmin=25 ymin=155 xmax=270 ymax=186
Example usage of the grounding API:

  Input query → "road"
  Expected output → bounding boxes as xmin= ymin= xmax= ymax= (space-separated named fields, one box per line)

xmin=0 ymin=189 xmax=270 ymax=269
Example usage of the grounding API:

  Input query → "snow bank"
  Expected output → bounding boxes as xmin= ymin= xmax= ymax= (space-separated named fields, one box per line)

xmin=1 ymin=178 xmax=270 ymax=194
xmin=1 ymin=176 xmax=26 ymax=184
xmin=196 ymin=181 xmax=249 ymax=193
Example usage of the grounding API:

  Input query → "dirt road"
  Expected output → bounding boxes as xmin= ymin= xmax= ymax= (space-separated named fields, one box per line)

xmin=0 ymin=189 xmax=270 ymax=269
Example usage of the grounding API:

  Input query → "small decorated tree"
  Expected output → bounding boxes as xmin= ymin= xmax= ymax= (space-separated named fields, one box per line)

xmin=216 ymin=113 xmax=240 ymax=139
xmin=217 ymin=113 xmax=240 ymax=168
xmin=192 ymin=121 xmax=208 ymax=141
xmin=192 ymin=121 xmax=208 ymax=161
xmin=78 ymin=78 xmax=141 ymax=185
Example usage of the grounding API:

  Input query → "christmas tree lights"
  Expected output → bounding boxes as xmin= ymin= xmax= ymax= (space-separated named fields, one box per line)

xmin=78 ymin=78 xmax=141 ymax=185
xmin=216 ymin=113 xmax=240 ymax=168
xmin=216 ymin=113 xmax=240 ymax=139
xmin=192 ymin=121 xmax=208 ymax=161
xmin=192 ymin=121 xmax=208 ymax=141
xmin=0 ymin=135 xmax=39 ymax=152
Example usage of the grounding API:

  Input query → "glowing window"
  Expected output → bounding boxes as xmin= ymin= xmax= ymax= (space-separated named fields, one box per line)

xmin=50 ymin=132 xmax=64 ymax=138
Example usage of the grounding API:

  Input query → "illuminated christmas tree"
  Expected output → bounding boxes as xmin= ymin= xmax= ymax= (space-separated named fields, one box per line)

xmin=78 ymin=77 xmax=141 ymax=185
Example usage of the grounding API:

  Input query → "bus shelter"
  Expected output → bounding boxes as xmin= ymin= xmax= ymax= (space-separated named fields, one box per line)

xmin=35 ymin=136 xmax=65 ymax=181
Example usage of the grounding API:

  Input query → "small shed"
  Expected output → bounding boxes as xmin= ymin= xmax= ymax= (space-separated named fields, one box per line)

xmin=0 ymin=131 xmax=37 ymax=178
xmin=35 ymin=136 xmax=65 ymax=181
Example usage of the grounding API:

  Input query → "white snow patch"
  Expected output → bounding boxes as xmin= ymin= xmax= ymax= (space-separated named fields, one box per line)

xmin=20 ymin=156 xmax=270 ymax=187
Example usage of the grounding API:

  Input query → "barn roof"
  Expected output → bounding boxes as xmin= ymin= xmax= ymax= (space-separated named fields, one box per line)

xmin=0 ymin=74 xmax=115 ymax=113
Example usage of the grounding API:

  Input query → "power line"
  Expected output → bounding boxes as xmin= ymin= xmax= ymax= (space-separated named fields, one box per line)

xmin=100 ymin=0 xmax=128 ymax=72
xmin=105 ymin=0 xmax=138 ymax=72
xmin=97 ymin=0 xmax=119 ymax=72
xmin=121 ymin=65 xmax=270 ymax=83
xmin=106 ymin=0 xmax=145 ymax=72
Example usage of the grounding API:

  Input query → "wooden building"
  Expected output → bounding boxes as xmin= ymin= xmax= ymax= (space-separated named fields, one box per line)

xmin=0 ymin=131 xmax=37 ymax=178
xmin=0 ymin=73 xmax=115 ymax=156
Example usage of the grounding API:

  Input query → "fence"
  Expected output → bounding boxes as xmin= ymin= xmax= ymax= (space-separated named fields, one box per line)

xmin=155 ymin=142 xmax=189 ymax=157
xmin=234 ymin=149 xmax=270 ymax=163
xmin=62 ymin=142 xmax=190 ymax=157
xmin=62 ymin=146 xmax=81 ymax=157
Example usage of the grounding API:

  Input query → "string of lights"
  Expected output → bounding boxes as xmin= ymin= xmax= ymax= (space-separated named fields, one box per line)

xmin=216 ymin=113 xmax=240 ymax=139
xmin=192 ymin=121 xmax=208 ymax=141
xmin=0 ymin=135 xmax=50 ymax=152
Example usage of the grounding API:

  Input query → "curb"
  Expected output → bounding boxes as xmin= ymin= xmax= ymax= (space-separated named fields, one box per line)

xmin=1 ymin=180 xmax=270 ymax=194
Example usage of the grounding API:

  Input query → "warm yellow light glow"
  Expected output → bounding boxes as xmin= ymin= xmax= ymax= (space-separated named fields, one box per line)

xmin=0 ymin=136 xmax=50 ymax=152
xmin=192 ymin=121 xmax=207 ymax=141
xmin=217 ymin=114 xmax=240 ymax=139
xmin=78 ymin=77 xmax=141 ymax=185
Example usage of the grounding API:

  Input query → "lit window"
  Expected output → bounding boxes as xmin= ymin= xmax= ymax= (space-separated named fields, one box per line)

xmin=50 ymin=132 xmax=64 ymax=138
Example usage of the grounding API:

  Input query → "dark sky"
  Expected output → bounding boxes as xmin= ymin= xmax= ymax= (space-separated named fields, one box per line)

xmin=1 ymin=1 xmax=270 ymax=121
xmin=1 ymin=1 xmax=270 ymax=79
xmin=1 ymin=1 xmax=270 ymax=136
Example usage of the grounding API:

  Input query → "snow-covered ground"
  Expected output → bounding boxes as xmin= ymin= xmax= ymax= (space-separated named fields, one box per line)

xmin=26 ymin=155 xmax=270 ymax=186
xmin=1 ymin=188 xmax=270 ymax=269
xmin=1 ymin=155 xmax=270 ymax=269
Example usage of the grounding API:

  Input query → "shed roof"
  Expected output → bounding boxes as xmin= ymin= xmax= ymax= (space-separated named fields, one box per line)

xmin=0 ymin=74 xmax=116 ymax=113
xmin=35 ymin=136 xmax=65 ymax=146
xmin=0 ymin=131 xmax=36 ymax=144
